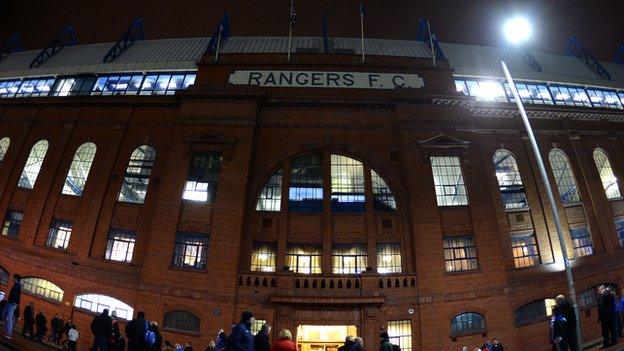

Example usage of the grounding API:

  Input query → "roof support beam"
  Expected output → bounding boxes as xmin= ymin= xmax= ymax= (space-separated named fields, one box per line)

xmin=103 ymin=18 xmax=145 ymax=63
xmin=29 ymin=26 xmax=77 ymax=68
xmin=564 ymin=35 xmax=610 ymax=80
xmin=0 ymin=33 xmax=23 ymax=62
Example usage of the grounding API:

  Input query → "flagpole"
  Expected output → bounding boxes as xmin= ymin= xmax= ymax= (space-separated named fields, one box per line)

xmin=360 ymin=7 xmax=365 ymax=63
xmin=214 ymin=26 xmax=222 ymax=62
xmin=427 ymin=20 xmax=436 ymax=67
xmin=287 ymin=0 xmax=294 ymax=61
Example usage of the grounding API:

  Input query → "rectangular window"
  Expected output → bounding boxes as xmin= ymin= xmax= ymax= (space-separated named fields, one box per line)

xmin=183 ymin=152 xmax=222 ymax=202
xmin=0 ymin=80 xmax=23 ymax=98
xmin=504 ymin=82 xmax=553 ymax=105
xmin=286 ymin=244 xmax=322 ymax=274
xmin=586 ymin=89 xmax=623 ymax=109
xmin=570 ymin=226 xmax=593 ymax=258
xmin=50 ymin=76 xmax=97 ymax=96
xmin=330 ymin=155 xmax=365 ymax=212
xmin=510 ymin=231 xmax=540 ymax=268
xmin=251 ymin=319 xmax=267 ymax=336
xmin=172 ymin=232 xmax=209 ymax=270
xmin=443 ymin=235 xmax=478 ymax=272
xmin=430 ymin=156 xmax=468 ymax=206
xmin=289 ymin=153 xmax=324 ymax=212
xmin=251 ymin=242 xmax=277 ymax=272
xmin=14 ymin=77 xmax=55 ymax=98
xmin=615 ymin=218 xmax=624 ymax=248
xmin=387 ymin=321 xmax=412 ymax=351
xmin=45 ymin=219 xmax=73 ymax=250
xmin=256 ymin=170 xmax=283 ymax=212
xmin=105 ymin=229 xmax=136 ymax=263
xmin=332 ymin=244 xmax=368 ymax=274
xmin=2 ymin=210 xmax=23 ymax=239
xmin=377 ymin=243 xmax=402 ymax=273
xmin=549 ymin=85 xmax=592 ymax=107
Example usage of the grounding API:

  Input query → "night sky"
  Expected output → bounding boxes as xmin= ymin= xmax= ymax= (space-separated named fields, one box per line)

xmin=0 ymin=0 xmax=623 ymax=61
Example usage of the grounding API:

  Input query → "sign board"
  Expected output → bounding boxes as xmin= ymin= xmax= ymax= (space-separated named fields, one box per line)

xmin=228 ymin=70 xmax=424 ymax=90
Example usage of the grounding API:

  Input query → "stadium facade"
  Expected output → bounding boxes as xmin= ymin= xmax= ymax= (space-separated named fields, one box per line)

xmin=1 ymin=34 xmax=624 ymax=350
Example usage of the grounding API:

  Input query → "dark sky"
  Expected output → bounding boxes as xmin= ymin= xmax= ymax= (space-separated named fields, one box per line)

xmin=1 ymin=0 xmax=623 ymax=61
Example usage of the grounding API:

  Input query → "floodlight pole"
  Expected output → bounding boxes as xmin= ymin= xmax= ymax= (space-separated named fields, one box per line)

xmin=501 ymin=60 xmax=583 ymax=351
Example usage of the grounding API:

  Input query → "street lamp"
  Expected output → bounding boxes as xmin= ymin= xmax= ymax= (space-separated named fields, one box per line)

xmin=500 ymin=17 xmax=584 ymax=350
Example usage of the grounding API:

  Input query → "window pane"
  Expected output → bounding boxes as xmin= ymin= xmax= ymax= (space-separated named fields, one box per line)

xmin=164 ymin=310 xmax=200 ymax=332
xmin=21 ymin=277 xmax=64 ymax=302
xmin=593 ymin=148 xmax=621 ymax=199
xmin=443 ymin=236 xmax=478 ymax=272
xmin=514 ymin=299 xmax=556 ymax=325
xmin=0 ymin=137 xmax=10 ymax=163
xmin=251 ymin=242 xmax=277 ymax=272
xmin=451 ymin=313 xmax=485 ymax=335
xmin=430 ymin=156 xmax=468 ymax=206
xmin=493 ymin=149 xmax=528 ymax=210
xmin=289 ymin=153 xmax=323 ymax=212
xmin=2 ymin=210 xmax=23 ymax=239
xmin=570 ymin=226 xmax=593 ymax=258
xmin=256 ymin=169 xmax=283 ymax=211
xmin=510 ymin=231 xmax=540 ymax=268
xmin=118 ymin=145 xmax=156 ymax=204
xmin=18 ymin=140 xmax=49 ymax=189
xmin=46 ymin=219 xmax=73 ymax=250
xmin=387 ymin=321 xmax=412 ymax=351
xmin=371 ymin=170 xmax=397 ymax=211
xmin=615 ymin=218 xmax=624 ymax=248
xmin=377 ymin=243 xmax=402 ymax=273
xmin=105 ymin=229 xmax=136 ymax=263
xmin=286 ymin=244 xmax=322 ymax=274
xmin=62 ymin=142 xmax=97 ymax=196
xmin=182 ymin=152 xmax=222 ymax=202
xmin=331 ymin=155 xmax=365 ymax=212
xmin=74 ymin=294 xmax=133 ymax=320
xmin=548 ymin=149 xmax=580 ymax=204
xmin=332 ymin=244 xmax=367 ymax=274
xmin=172 ymin=232 xmax=209 ymax=270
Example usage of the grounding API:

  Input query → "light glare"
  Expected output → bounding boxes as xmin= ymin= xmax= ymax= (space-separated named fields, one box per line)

xmin=503 ymin=17 xmax=532 ymax=44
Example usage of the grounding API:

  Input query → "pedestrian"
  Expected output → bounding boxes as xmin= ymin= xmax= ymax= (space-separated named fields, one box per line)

xmin=112 ymin=316 xmax=126 ymax=351
xmin=490 ymin=338 xmax=504 ymax=351
xmin=51 ymin=313 xmax=60 ymax=345
xmin=272 ymin=329 xmax=296 ymax=351
xmin=230 ymin=311 xmax=255 ymax=351
xmin=550 ymin=308 xmax=569 ymax=351
xmin=176 ymin=343 xmax=184 ymax=351
xmin=64 ymin=318 xmax=72 ymax=339
xmin=185 ymin=341 xmax=195 ymax=351
xmin=216 ymin=330 xmax=228 ymax=351
xmin=22 ymin=302 xmax=34 ymax=339
xmin=205 ymin=341 xmax=217 ymax=351
xmin=480 ymin=340 xmax=492 ymax=351
xmin=35 ymin=310 xmax=47 ymax=343
xmin=338 ymin=336 xmax=354 ymax=351
xmin=254 ymin=323 xmax=271 ymax=351
xmin=147 ymin=321 xmax=162 ymax=351
xmin=57 ymin=314 xmax=64 ymax=345
xmin=68 ymin=324 xmax=79 ymax=351
xmin=378 ymin=332 xmax=392 ymax=351
xmin=553 ymin=295 xmax=577 ymax=351
xmin=350 ymin=337 xmax=364 ymax=351
xmin=90 ymin=308 xmax=113 ymax=351
xmin=598 ymin=285 xmax=618 ymax=348
xmin=2 ymin=273 xmax=21 ymax=340
xmin=125 ymin=310 xmax=148 ymax=351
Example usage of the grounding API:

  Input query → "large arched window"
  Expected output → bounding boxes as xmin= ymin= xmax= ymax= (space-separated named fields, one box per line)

xmin=450 ymin=312 xmax=485 ymax=336
xmin=579 ymin=283 xmax=618 ymax=308
xmin=514 ymin=299 xmax=556 ymax=325
xmin=163 ymin=310 xmax=200 ymax=332
xmin=548 ymin=149 xmax=580 ymax=204
xmin=0 ymin=137 xmax=10 ymax=163
xmin=371 ymin=170 xmax=397 ymax=211
xmin=118 ymin=145 xmax=156 ymax=204
xmin=493 ymin=149 xmax=527 ymax=210
xmin=256 ymin=169 xmax=283 ymax=211
xmin=21 ymin=277 xmax=63 ymax=302
xmin=331 ymin=154 xmax=365 ymax=212
xmin=289 ymin=153 xmax=324 ymax=212
xmin=593 ymin=148 xmax=621 ymax=199
xmin=18 ymin=140 xmax=49 ymax=189
xmin=62 ymin=142 xmax=97 ymax=196
xmin=74 ymin=293 xmax=134 ymax=320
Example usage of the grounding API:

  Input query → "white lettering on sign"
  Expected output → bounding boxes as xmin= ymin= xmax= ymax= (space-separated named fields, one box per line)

xmin=228 ymin=70 xmax=424 ymax=90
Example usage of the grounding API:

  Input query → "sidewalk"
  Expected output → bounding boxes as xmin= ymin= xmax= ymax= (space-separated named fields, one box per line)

xmin=584 ymin=338 xmax=624 ymax=351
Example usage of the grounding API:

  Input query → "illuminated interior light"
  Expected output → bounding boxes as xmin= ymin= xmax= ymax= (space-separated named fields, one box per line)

xmin=258 ymin=253 xmax=269 ymax=261
xmin=476 ymin=81 xmax=503 ymax=100
xmin=519 ymin=90 xmax=531 ymax=98
xmin=382 ymin=255 xmax=392 ymax=262
xmin=539 ymin=92 xmax=551 ymax=99
xmin=590 ymin=96 xmax=603 ymax=103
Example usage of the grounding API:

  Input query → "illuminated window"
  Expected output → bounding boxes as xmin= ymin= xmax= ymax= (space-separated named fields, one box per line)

xmin=118 ymin=145 xmax=156 ymax=204
xmin=45 ymin=219 xmax=73 ymax=250
xmin=451 ymin=313 xmax=485 ymax=336
xmin=251 ymin=242 xmax=276 ymax=272
xmin=430 ymin=156 xmax=468 ymax=206
xmin=256 ymin=169 xmax=283 ymax=211
xmin=548 ymin=149 xmax=580 ymax=204
xmin=593 ymin=148 xmax=620 ymax=199
xmin=164 ymin=310 xmax=200 ymax=332
xmin=14 ymin=77 xmax=55 ymax=98
xmin=514 ymin=299 xmax=556 ymax=325
xmin=387 ymin=320 xmax=412 ymax=351
xmin=578 ymin=284 xmax=617 ymax=308
xmin=570 ymin=226 xmax=593 ymax=258
xmin=18 ymin=140 xmax=49 ymax=189
xmin=251 ymin=319 xmax=267 ymax=335
xmin=332 ymin=244 xmax=368 ymax=274
xmin=172 ymin=232 xmax=209 ymax=270
xmin=331 ymin=155 xmax=365 ymax=212
xmin=0 ymin=137 xmax=10 ymax=163
xmin=504 ymin=82 xmax=553 ymax=105
xmin=2 ymin=210 xmax=23 ymax=239
xmin=21 ymin=277 xmax=63 ymax=302
xmin=91 ymin=74 xmax=145 ymax=96
xmin=0 ymin=266 xmax=8 ymax=286
xmin=549 ymin=85 xmax=592 ymax=107
xmin=493 ymin=150 xmax=527 ymax=210
xmin=377 ymin=243 xmax=402 ymax=274
xmin=286 ymin=244 xmax=322 ymax=274
xmin=183 ymin=152 xmax=222 ymax=202
xmin=0 ymin=80 xmax=23 ymax=98
xmin=51 ymin=76 xmax=97 ymax=96
xmin=586 ymin=89 xmax=622 ymax=109
xmin=443 ymin=236 xmax=478 ymax=272
xmin=62 ymin=142 xmax=97 ymax=196
xmin=510 ymin=231 xmax=540 ymax=268
xmin=371 ymin=170 xmax=397 ymax=211
xmin=615 ymin=218 xmax=624 ymax=248
xmin=74 ymin=294 xmax=133 ymax=320
xmin=289 ymin=153 xmax=323 ymax=212
xmin=105 ymin=229 xmax=136 ymax=263
xmin=454 ymin=79 xmax=507 ymax=102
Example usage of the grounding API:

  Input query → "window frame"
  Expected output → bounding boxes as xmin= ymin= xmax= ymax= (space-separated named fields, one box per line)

xmin=18 ymin=140 xmax=49 ymax=189
xmin=163 ymin=310 xmax=201 ymax=333
xmin=285 ymin=244 xmax=323 ymax=274
xmin=570 ymin=226 xmax=593 ymax=258
xmin=514 ymin=299 xmax=556 ymax=326
xmin=443 ymin=235 xmax=478 ymax=273
xmin=104 ymin=229 xmax=137 ymax=264
xmin=74 ymin=293 xmax=134 ymax=321
xmin=182 ymin=151 xmax=223 ymax=203
xmin=430 ymin=156 xmax=469 ymax=207
xmin=331 ymin=243 xmax=368 ymax=275
xmin=171 ymin=232 xmax=210 ymax=270
xmin=117 ymin=145 xmax=156 ymax=204
xmin=21 ymin=277 xmax=64 ymax=303
xmin=2 ymin=210 xmax=23 ymax=240
xmin=62 ymin=142 xmax=97 ymax=196
xmin=251 ymin=242 xmax=277 ymax=272
xmin=548 ymin=149 xmax=581 ymax=205
xmin=450 ymin=312 xmax=486 ymax=337
xmin=45 ymin=219 xmax=73 ymax=250
xmin=376 ymin=243 xmax=402 ymax=274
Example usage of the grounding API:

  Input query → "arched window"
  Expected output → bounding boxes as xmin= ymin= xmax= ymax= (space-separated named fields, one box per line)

xmin=18 ymin=140 xmax=49 ymax=189
xmin=74 ymin=293 xmax=134 ymax=320
xmin=21 ymin=277 xmax=63 ymax=302
xmin=0 ymin=137 xmax=10 ymax=163
xmin=450 ymin=312 xmax=485 ymax=336
xmin=0 ymin=265 xmax=8 ymax=286
xmin=62 ymin=142 xmax=97 ymax=196
xmin=593 ymin=148 xmax=621 ymax=199
xmin=163 ymin=310 xmax=200 ymax=332
xmin=289 ymin=153 xmax=324 ymax=212
xmin=371 ymin=170 xmax=396 ymax=211
xmin=493 ymin=149 xmax=527 ymax=210
xmin=548 ymin=149 xmax=580 ymax=204
xmin=331 ymin=154 xmax=365 ymax=212
xmin=514 ymin=299 xmax=556 ymax=325
xmin=579 ymin=283 xmax=618 ymax=308
xmin=256 ymin=169 xmax=283 ymax=211
xmin=118 ymin=145 xmax=156 ymax=204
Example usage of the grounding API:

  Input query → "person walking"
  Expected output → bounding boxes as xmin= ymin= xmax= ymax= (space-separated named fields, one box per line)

xmin=553 ymin=295 xmax=577 ymax=351
xmin=57 ymin=314 xmax=65 ymax=345
xmin=230 ymin=311 xmax=255 ymax=351
xmin=598 ymin=285 xmax=618 ymax=348
xmin=91 ymin=308 xmax=113 ymax=351
xmin=378 ymin=332 xmax=393 ymax=351
xmin=35 ymin=310 xmax=47 ymax=343
xmin=51 ymin=313 xmax=60 ymax=345
xmin=68 ymin=324 xmax=79 ymax=351
xmin=2 ymin=274 xmax=21 ymax=339
xmin=254 ymin=323 xmax=271 ymax=351
xmin=125 ymin=311 xmax=148 ymax=351
xmin=271 ymin=329 xmax=296 ymax=351
xmin=22 ymin=302 xmax=34 ymax=339
xmin=338 ymin=336 xmax=354 ymax=351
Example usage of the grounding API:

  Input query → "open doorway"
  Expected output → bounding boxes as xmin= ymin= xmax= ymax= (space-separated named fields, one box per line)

xmin=296 ymin=325 xmax=357 ymax=351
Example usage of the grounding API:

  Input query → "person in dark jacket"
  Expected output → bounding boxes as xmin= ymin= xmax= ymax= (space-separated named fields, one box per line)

xmin=490 ymin=338 xmax=504 ymax=351
xmin=112 ymin=317 xmax=126 ymax=351
xmin=2 ymin=273 xmax=21 ymax=339
xmin=254 ymin=323 xmax=271 ymax=351
xmin=91 ymin=308 xmax=113 ymax=351
xmin=230 ymin=311 xmax=255 ymax=351
xmin=598 ymin=285 xmax=618 ymax=348
xmin=215 ymin=330 xmax=228 ymax=351
xmin=350 ymin=337 xmax=364 ymax=351
xmin=148 ymin=322 xmax=163 ymax=351
xmin=22 ymin=302 xmax=34 ymax=339
xmin=185 ymin=341 xmax=195 ymax=351
xmin=338 ymin=336 xmax=354 ymax=351
xmin=57 ymin=314 xmax=64 ymax=345
xmin=550 ymin=311 xmax=568 ymax=351
xmin=125 ymin=310 xmax=148 ymax=351
xmin=51 ymin=313 xmax=60 ymax=345
xmin=35 ymin=310 xmax=47 ymax=343
xmin=204 ymin=341 xmax=217 ymax=351
xmin=64 ymin=318 xmax=73 ymax=340
xmin=553 ymin=295 xmax=577 ymax=351
xmin=378 ymin=332 xmax=392 ymax=351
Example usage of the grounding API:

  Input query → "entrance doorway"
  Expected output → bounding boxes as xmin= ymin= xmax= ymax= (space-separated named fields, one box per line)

xmin=296 ymin=325 xmax=357 ymax=351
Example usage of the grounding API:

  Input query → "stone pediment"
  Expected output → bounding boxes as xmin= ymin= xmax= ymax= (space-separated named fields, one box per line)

xmin=418 ymin=134 xmax=469 ymax=149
